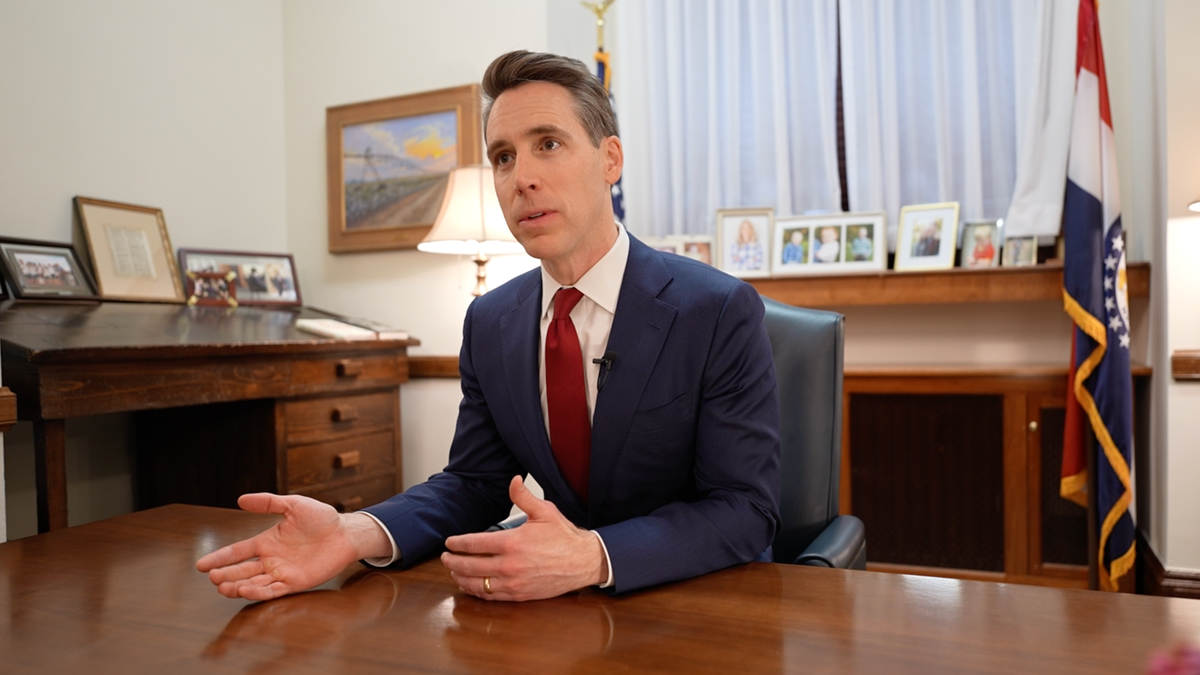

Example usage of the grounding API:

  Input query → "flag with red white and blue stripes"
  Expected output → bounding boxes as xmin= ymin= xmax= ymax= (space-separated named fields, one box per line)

xmin=1060 ymin=0 xmax=1135 ymax=591
xmin=595 ymin=49 xmax=625 ymax=222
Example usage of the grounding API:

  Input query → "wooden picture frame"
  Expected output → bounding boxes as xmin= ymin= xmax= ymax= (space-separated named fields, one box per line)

xmin=185 ymin=270 xmax=238 ymax=307
xmin=960 ymin=220 xmax=1003 ymax=269
xmin=716 ymin=208 xmax=773 ymax=278
xmin=326 ymin=84 xmax=482 ymax=253
xmin=0 ymin=237 xmax=98 ymax=300
xmin=894 ymin=202 xmax=960 ymax=272
xmin=177 ymin=248 xmax=302 ymax=306
xmin=73 ymin=196 xmax=185 ymax=303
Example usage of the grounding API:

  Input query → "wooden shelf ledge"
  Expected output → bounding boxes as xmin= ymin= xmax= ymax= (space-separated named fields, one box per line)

xmin=749 ymin=262 xmax=1150 ymax=308
xmin=1173 ymin=351 xmax=1200 ymax=381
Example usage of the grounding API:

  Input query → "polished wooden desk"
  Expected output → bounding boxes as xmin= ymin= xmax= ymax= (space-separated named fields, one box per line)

xmin=1 ymin=505 xmax=1197 ymax=674
xmin=0 ymin=302 xmax=417 ymax=532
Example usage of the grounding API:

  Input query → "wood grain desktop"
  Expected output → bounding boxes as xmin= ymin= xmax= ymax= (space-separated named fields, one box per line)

xmin=2 ymin=504 xmax=1198 ymax=674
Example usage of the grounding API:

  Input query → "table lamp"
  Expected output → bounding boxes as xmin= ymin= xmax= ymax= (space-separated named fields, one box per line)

xmin=418 ymin=165 xmax=524 ymax=295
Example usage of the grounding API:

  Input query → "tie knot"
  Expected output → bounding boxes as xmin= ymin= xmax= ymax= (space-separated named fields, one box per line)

xmin=553 ymin=287 xmax=584 ymax=319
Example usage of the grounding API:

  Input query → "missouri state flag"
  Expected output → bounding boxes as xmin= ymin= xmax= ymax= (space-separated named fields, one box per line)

xmin=1061 ymin=0 xmax=1135 ymax=592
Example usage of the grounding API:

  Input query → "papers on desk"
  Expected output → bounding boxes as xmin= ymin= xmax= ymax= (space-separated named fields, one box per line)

xmin=295 ymin=318 xmax=382 ymax=341
xmin=301 ymin=310 xmax=410 ymax=340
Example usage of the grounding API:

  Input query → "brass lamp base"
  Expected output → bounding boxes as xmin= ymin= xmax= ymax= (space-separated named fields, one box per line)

xmin=472 ymin=252 xmax=490 ymax=297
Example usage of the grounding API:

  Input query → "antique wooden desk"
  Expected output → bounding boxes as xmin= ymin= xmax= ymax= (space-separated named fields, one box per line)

xmin=0 ymin=302 xmax=417 ymax=533
xmin=2 ymin=504 xmax=1197 ymax=674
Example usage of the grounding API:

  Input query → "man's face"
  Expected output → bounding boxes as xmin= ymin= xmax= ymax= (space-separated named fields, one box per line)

xmin=486 ymin=81 xmax=622 ymax=269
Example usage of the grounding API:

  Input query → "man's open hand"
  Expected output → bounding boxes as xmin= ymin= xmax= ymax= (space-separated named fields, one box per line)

xmin=196 ymin=493 xmax=391 ymax=601
xmin=441 ymin=476 xmax=607 ymax=601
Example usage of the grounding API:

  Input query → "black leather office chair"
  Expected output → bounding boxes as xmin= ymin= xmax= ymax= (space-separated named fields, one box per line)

xmin=762 ymin=296 xmax=866 ymax=570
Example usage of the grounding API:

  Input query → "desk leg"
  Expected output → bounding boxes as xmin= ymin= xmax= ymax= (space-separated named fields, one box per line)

xmin=34 ymin=419 xmax=68 ymax=532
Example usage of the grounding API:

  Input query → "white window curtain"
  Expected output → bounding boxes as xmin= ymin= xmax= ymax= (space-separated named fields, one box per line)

xmin=615 ymin=0 xmax=842 ymax=237
xmin=841 ymin=0 xmax=1030 ymax=251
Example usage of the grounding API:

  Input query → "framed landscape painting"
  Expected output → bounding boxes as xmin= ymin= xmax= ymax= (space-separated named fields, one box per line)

xmin=326 ymin=84 xmax=482 ymax=253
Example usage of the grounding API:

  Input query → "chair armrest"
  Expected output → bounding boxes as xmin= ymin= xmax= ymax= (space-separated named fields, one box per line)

xmin=792 ymin=515 xmax=866 ymax=570
xmin=485 ymin=513 xmax=528 ymax=532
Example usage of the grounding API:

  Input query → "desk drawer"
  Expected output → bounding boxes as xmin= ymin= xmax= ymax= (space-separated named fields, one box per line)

xmin=289 ymin=354 xmax=405 ymax=394
xmin=283 ymin=391 xmax=397 ymax=445
xmin=294 ymin=473 xmax=398 ymax=513
xmin=287 ymin=430 xmax=396 ymax=489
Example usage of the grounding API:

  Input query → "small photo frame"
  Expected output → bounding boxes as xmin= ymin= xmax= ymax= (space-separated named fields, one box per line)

xmin=0 ymin=237 xmax=98 ymax=300
xmin=643 ymin=235 xmax=716 ymax=267
xmin=960 ymin=220 xmax=1002 ymax=269
xmin=185 ymin=270 xmax=238 ymax=307
xmin=74 ymin=196 xmax=185 ymax=303
xmin=894 ymin=202 xmax=960 ymax=272
xmin=716 ymin=208 xmax=773 ymax=278
xmin=1002 ymin=235 xmax=1038 ymax=267
xmin=177 ymin=249 xmax=302 ymax=306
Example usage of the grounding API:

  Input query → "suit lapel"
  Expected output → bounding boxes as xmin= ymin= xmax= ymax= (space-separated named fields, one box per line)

xmin=499 ymin=273 xmax=589 ymax=521
xmin=588 ymin=237 xmax=676 ymax=517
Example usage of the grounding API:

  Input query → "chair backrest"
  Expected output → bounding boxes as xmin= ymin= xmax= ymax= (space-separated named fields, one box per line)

xmin=761 ymin=297 xmax=845 ymax=565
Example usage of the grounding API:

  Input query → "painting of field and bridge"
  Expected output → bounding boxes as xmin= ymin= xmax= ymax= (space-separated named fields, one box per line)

xmin=341 ymin=109 xmax=458 ymax=231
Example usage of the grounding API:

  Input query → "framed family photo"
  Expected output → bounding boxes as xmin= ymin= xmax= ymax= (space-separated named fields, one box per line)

xmin=772 ymin=212 xmax=887 ymax=276
xmin=0 ymin=237 xmax=98 ymax=300
xmin=715 ymin=208 xmax=773 ymax=279
xmin=960 ymin=220 xmax=1002 ymax=268
xmin=326 ymin=84 xmax=482 ymax=254
xmin=894 ymin=202 xmax=960 ymax=272
xmin=185 ymin=270 xmax=238 ymax=308
xmin=177 ymin=249 xmax=302 ymax=306
xmin=73 ymin=197 xmax=185 ymax=302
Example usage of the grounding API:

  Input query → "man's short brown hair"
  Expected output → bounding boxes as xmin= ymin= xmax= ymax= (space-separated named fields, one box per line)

xmin=481 ymin=50 xmax=618 ymax=147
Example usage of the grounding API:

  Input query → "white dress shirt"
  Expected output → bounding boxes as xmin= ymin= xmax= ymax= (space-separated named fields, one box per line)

xmin=364 ymin=223 xmax=629 ymax=589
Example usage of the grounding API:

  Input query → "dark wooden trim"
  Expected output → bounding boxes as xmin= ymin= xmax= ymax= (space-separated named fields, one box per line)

xmin=1172 ymin=351 xmax=1200 ymax=381
xmin=748 ymin=261 xmax=1150 ymax=308
xmin=0 ymin=387 xmax=16 ymax=433
xmin=409 ymin=356 xmax=461 ymax=379
xmin=1137 ymin=528 xmax=1200 ymax=599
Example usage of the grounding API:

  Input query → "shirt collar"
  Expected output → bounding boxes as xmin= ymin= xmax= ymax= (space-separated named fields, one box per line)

xmin=540 ymin=221 xmax=629 ymax=319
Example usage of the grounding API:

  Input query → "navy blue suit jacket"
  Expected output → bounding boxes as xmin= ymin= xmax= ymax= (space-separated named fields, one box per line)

xmin=363 ymin=234 xmax=781 ymax=593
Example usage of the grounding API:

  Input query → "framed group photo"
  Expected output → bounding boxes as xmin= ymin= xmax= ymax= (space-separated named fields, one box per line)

xmin=327 ymin=84 xmax=482 ymax=253
xmin=0 ymin=237 xmax=98 ymax=300
xmin=177 ymin=249 xmax=302 ymax=306
xmin=185 ymin=270 xmax=239 ymax=308
xmin=715 ymin=208 xmax=773 ymax=279
xmin=73 ymin=197 xmax=185 ymax=302
xmin=894 ymin=202 xmax=960 ymax=272
xmin=960 ymin=220 xmax=1002 ymax=268
xmin=771 ymin=212 xmax=887 ymax=276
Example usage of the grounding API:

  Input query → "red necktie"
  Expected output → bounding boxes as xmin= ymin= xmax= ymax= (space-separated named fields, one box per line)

xmin=546 ymin=287 xmax=590 ymax=502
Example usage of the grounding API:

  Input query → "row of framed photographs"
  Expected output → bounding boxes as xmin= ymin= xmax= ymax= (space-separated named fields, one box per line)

xmin=0 ymin=197 xmax=302 ymax=306
xmin=647 ymin=203 xmax=1040 ymax=279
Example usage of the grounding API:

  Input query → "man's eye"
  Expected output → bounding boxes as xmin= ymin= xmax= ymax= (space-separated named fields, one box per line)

xmin=542 ymin=139 xmax=560 ymax=151
xmin=494 ymin=152 xmax=513 ymax=165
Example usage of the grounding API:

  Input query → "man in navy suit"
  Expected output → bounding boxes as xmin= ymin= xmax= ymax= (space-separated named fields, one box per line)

xmin=198 ymin=50 xmax=781 ymax=602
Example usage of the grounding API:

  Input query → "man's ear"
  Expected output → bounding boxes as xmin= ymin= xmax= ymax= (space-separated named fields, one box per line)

xmin=602 ymin=135 xmax=623 ymax=185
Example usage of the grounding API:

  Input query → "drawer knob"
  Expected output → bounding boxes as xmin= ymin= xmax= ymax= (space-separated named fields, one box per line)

xmin=334 ymin=450 xmax=361 ymax=469
xmin=1028 ymin=421 xmax=1039 ymax=432
xmin=337 ymin=360 xmax=364 ymax=377
xmin=336 ymin=496 xmax=363 ymax=513
xmin=332 ymin=405 xmax=359 ymax=422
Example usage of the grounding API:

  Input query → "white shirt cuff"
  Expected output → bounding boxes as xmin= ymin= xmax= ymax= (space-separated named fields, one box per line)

xmin=357 ymin=511 xmax=402 ymax=567
xmin=592 ymin=530 xmax=615 ymax=588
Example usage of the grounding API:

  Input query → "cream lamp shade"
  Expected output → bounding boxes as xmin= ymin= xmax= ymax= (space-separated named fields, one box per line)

xmin=418 ymin=165 xmax=524 ymax=295
xmin=1189 ymin=199 xmax=1200 ymax=213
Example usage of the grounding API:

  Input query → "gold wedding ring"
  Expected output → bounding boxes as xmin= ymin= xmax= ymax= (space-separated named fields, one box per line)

xmin=483 ymin=576 xmax=493 ymax=594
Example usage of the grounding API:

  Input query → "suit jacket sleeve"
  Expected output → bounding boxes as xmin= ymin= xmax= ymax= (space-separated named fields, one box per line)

xmin=594 ymin=280 xmax=781 ymax=593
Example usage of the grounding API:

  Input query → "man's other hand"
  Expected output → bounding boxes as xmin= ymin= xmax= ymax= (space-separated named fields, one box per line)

xmin=441 ymin=476 xmax=607 ymax=601
xmin=196 ymin=493 xmax=391 ymax=601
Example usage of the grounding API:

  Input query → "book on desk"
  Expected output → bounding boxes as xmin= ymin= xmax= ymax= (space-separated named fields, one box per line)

xmin=299 ymin=310 xmax=410 ymax=340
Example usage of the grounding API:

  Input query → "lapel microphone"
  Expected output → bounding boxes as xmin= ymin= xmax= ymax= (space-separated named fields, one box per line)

xmin=592 ymin=351 xmax=617 ymax=392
